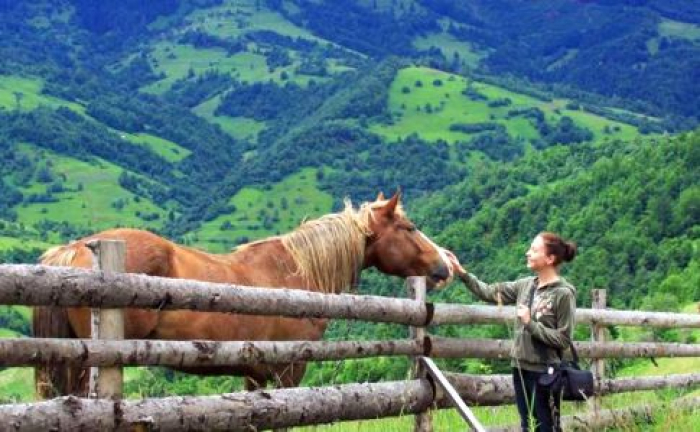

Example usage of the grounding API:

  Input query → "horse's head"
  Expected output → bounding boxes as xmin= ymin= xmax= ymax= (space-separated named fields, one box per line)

xmin=363 ymin=192 xmax=452 ymax=289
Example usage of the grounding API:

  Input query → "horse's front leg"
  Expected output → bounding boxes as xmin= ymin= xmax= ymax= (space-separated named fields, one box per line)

xmin=272 ymin=362 xmax=308 ymax=432
xmin=243 ymin=363 xmax=307 ymax=432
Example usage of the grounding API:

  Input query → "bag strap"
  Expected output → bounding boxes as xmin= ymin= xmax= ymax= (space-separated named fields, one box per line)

xmin=528 ymin=283 xmax=578 ymax=364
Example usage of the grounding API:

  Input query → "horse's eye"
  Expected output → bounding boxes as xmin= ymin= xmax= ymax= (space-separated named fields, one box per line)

xmin=406 ymin=225 xmax=417 ymax=232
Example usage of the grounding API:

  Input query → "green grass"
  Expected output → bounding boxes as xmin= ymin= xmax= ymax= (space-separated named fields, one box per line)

xmin=192 ymin=94 xmax=266 ymax=141
xmin=142 ymin=43 xmax=268 ymax=94
xmin=121 ymin=132 xmax=191 ymax=162
xmin=186 ymin=0 xmax=318 ymax=40
xmin=0 ymin=75 xmax=85 ymax=113
xmin=658 ymin=19 xmax=700 ymax=42
xmin=0 ymin=367 xmax=33 ymax=403
xmin=293 ymin=390 xmax=700 ymax=431
xmin=413 ymin=31 xmax=485 ymax=68
xmin=188 ymin=168 xmax=333 ymax=252
xmin=0 ymin=236 xmax=53 ymax=252
xmin=0 ymin=328 xmax=20 ymax=338
xmin=141 ymin=0 xmax=333 ymax=94
xmin=371 ymin=66 xmax=639 ymax=145
xmin=11 ymin=144 xmax=167 ymax=229
xmin=0 ymin=320 xmax=33 ymax=403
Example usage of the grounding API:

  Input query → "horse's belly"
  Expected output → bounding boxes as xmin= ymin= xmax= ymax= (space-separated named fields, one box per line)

xmin=67 ymin=307 xmax=158 ymax=339
xmin=152 ymin=311 xmax=327 ymax=341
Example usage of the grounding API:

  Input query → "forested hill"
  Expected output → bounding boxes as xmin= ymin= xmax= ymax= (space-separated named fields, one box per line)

xmin=0 ymin=0 xmax=697 ymax=295
xmin=415 ymin=130 xmax=700 ymax=311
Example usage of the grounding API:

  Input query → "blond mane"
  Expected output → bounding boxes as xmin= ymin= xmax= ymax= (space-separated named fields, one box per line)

xmin=280 ymin=199 xmax=403 ymax=294
xmin=40 ymin=244 xmax=78 ymax=266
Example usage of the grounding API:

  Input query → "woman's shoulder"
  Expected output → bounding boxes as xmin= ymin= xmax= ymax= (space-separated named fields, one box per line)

xmin=513 ymin=275 xmax=536 ymax=287
xmin=554 ymin=278 xmax=577 ymax=299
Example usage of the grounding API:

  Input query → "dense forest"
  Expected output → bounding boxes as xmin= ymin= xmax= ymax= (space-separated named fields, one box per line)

xmin=0 ymin=0 xmax=699 ymax=398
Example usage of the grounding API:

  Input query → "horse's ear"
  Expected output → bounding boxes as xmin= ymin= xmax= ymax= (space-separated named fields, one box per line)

xmin=383 ymin=191 xmax=401 ymax=216
xmin=376 ymin=191 xmax=385 ymax=201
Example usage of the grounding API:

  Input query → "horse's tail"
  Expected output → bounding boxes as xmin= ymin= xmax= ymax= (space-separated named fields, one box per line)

xmin=34 ymin=243 xmax=88 ymax=399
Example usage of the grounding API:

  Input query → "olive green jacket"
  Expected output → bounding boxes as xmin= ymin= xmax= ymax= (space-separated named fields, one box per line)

xmin=460 ymin=273 xmax=577 ymax=372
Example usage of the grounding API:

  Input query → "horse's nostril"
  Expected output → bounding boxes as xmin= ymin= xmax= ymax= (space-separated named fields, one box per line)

xmin=432 ymin=262 xmax=451 ymax=281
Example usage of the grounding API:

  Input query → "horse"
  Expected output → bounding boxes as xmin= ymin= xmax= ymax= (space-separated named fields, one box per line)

xmin=34 ymin=192 xmax=452 ymax=399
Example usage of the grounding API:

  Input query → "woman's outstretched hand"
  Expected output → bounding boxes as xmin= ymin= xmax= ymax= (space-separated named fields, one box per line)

xmin=442 ymin=248 xmax=467 ymax=275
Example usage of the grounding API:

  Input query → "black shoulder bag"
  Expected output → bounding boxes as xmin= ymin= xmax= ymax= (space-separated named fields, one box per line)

xmin=528 ymin=286 xmax=595 ymax=401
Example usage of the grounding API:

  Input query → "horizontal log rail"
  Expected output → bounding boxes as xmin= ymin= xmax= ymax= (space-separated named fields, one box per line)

xmin=0 ymin=338 xmax=424 ymax=368
xmin=4 ymin=374 xmax=698 ymax=431
xmin=430 ymin=337 xmax=700 ymax=359
xmin=4 ymin=337 xmax=699 ymax=368
xmin=432 ymin=303 xmax=700 ymax=328
xmin=0 ymin=380 xmax=434 ymax=431
xmin=440 ymin=372 xmax=700 ymax=406
xmin=0 ymin=264 xmax=427 ymax=325
xmin=3 ymin=265 xmax=699 ymax=330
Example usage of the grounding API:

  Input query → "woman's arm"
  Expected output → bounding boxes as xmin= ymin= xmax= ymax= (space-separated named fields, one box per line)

xmin=443 ymin=248 xmax=522 ymax=305
xmin=525 ymin=289 xmax=576 ymax=349
xmin=459 ymin=273 xmax=522 ymax=305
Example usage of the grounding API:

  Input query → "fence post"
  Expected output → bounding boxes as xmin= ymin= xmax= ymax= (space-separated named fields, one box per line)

xmin=408 ymin=276 xmax=432 ymax=432
xmin=591 ymin=289 xmax=607 ymax=414
xmin=86 ymin=239 xmax=126 ymax=399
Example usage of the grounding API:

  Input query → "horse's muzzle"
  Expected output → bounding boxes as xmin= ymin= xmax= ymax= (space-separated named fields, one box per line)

xmin=427 ymin=261 xmax=452 ymax=289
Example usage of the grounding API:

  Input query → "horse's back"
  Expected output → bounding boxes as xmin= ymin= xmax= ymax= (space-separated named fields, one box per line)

xmin=41 ymin=228 xmax=175 ymax=340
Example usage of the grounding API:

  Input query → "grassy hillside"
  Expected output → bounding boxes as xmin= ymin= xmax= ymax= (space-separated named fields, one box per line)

xmin=9 ymin=144 xmax=167 ymax=230
xmin=123 ymin=133 xmax=191 ymax=163
xmin=0 ymin=76 xmax=84 ymax=114
xmin=188 ymin=168 xmax=332 ymax=251
xmin=372 ymin=66 xmax=639 ymax=144
xmin=141 ymin=0 xmax=345 ymax=95
xmin=192 ymin=95 xmax=266 ymax=142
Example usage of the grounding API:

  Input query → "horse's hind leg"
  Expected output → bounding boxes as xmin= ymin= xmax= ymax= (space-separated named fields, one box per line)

xmin=273 ymin=362 xmax=307 ymax=389
xmin=34 ymin=306 xmax=89 ymax=398
xmin=243 ymin=365 xmax=305 ymax=432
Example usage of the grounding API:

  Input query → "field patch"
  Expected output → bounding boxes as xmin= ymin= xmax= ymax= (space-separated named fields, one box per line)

xmin=0 ymin=75 xmax=84 ymax=114
xmin=372 ymin=66 xmax=640 ymax=145
xmin=122 ymin=132 xmax=191 ymax=163
xmin=188 ymin=168 xmax=333 ymax=252
xmin=413 ymin=31 xmax=485 ymax=68
xmin=10 ymin=144 xmax=167 ymax=230
xmin=192 ymin=94 xmax=266 ymax=142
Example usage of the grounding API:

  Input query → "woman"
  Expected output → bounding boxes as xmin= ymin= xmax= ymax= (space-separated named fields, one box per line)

xmin=445 ymin=232 xmax=577 ymax=432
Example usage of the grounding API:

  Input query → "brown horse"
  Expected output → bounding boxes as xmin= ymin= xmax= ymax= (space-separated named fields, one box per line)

xmin=34 ymin=192 xmax=452 ymax=398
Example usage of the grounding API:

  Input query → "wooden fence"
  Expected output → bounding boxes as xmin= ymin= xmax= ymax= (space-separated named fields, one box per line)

xmin=1 ymin=241 xmax=700 ymax=431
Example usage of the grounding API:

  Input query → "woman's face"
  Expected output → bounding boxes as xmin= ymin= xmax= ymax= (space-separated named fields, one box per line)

xmin=526 ymin=235 xmax=555 ymax=271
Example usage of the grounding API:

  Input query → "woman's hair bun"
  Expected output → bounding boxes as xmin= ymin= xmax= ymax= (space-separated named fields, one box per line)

xmin=563 ymin=241 xmax=577 ymax=263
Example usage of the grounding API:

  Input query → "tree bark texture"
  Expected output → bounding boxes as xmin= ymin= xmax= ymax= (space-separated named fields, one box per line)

xmin=0 ymin=338 xmax=422 ymax=367
xmin=440 ymin=372 xmax=700 ymax=406
xmin=3 ymin=264 xmax=700 ymax=329
xmin=429 ymin=337 xmax=700 ymax=359
xmin=0 ymin=380 xmax=433 ymax=432
xmin=2 ymin=374 xmax=698 ymax=430
xmin=0 ymin=264 xmax=426 ymax=325
xmin=432 ymin=303 xmax=700 ymax=328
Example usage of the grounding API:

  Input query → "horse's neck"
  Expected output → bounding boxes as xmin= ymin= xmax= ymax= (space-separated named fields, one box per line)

xmin=229 ymin=237 xmax=361 ymax=294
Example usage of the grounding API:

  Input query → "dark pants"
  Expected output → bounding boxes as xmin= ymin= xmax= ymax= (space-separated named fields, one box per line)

xmin=512 ymin=367 xmax=561 ymax=432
